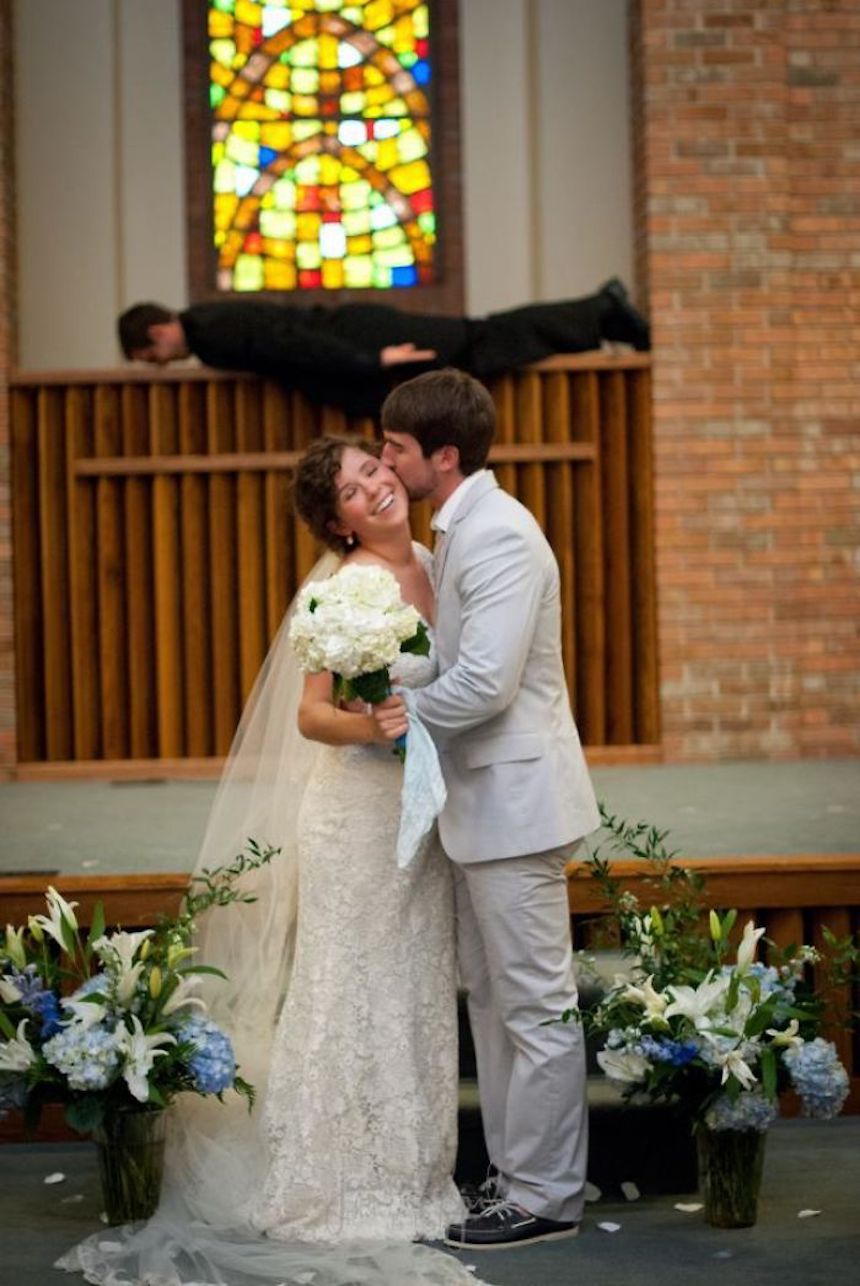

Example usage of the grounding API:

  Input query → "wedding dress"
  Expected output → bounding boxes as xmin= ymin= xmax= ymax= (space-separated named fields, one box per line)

xmin=57 ymin=550 xmax=488 ymax=1286
xmin=252 ymin=639 xmax=463 ymax=1244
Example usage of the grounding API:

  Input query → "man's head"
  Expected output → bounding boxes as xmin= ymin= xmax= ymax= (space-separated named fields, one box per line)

xmin=380 ymin=368 xmax=496 ymax=507
xmin=117 ymin=303 xmax=189 ymax=365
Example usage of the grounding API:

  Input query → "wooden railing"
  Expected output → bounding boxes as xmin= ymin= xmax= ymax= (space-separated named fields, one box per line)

xmin=9 ymin=354 xmax=658 ymax=774
xmin=2 ymin=854 xmax=857 ymax=1122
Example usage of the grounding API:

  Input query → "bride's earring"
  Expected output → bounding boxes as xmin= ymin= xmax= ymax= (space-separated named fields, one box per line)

xmin=345 ymin=533 xmax=356 ymax=548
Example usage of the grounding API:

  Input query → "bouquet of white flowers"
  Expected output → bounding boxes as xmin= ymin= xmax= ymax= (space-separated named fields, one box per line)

xmin=0 ymin=841 xmax=277 ymax=1136
xmin=289 ymin=562 xmax=429 ymax=727
xmin=569 ymin=810 xmax=855 ymax=1131
xmin=565 ymin=808 xmax=858 ymax=1226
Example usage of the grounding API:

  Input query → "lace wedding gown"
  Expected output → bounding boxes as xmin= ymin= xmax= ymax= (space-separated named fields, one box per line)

xmin=251 ymin=637 xmax=464 ymax=1243
xmin=59 ymin=619 xmax=484 ymax=1286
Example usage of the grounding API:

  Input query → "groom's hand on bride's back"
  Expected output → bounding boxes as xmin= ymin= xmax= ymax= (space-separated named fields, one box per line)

xmin=372 ymin=695 xmax=409 ymax=743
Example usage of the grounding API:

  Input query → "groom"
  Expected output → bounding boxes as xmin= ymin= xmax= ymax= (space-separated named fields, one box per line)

xmin=376 ymin=368 xmax=600 ymax=1250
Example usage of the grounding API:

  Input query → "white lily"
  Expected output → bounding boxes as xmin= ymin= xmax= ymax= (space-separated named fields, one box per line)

xmin=736 ymin=920 xmax=766 ymax=972
xmin=62 ymin=991 xmax=109 ymax=1030
xmin=0 ymin=976 xmax=23 ymax=1004
xmin=160 ymin=975 xmax=207 ymax=1018
xmin=704 ymin=1037 xmax=759 ymax=1090
xmin=664 ymin=973 xmax=730 ymax=1029
xmin=116 ymin=1015 xmax=175 ymax=1103
xmin=3 ymin=924 xmax=27 ymax=969
xmin=596 ymin=1047 xmax=652 ymax=1085
xmin=92 ymin=931 xmax=154 ymax=1007
xmin=767 ymin=1018 xmax=802 ymax=1049
xmin=620 ymin=975 xmax=669 ymax=1023
xmin=30 ymin=887 xmax=79 ymax=950
xmin=0 ymin=1019 xmax=36 ymax=1072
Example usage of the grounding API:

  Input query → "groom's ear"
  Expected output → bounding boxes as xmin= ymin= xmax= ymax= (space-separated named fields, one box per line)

xmin=433 ymin=444 xmax=461 ymax=473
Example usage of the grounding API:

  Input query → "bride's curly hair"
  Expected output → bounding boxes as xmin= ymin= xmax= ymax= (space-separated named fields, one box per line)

xmin=292 ymin=434 xmax=381 ymax=553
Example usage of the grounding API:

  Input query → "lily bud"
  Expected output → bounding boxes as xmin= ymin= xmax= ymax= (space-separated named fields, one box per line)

xmin=27 ymin=917 xmax=44 ymax=944
xmin=167 ymin=945 xmax=195 ymax=970
xmin=709 ymin=909 xmax=721 ymax=941
xmin=3 ymin=925 xmax=26 ymax=969
xmin=149 ymin=966 xmax=162 ymax=999
xmin=139 ymin=938 xmax=152 ymax=961
xmin=649 ymin=906 xmax=664 ymax=936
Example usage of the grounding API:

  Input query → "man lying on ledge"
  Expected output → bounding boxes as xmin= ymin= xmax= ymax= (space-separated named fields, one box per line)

xmin=118 ymin=279 xmax=650 ymax=418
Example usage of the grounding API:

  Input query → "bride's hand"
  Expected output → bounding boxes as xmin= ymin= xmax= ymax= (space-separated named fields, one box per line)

xmin=372 ymin=695 xmax=409 ymax=743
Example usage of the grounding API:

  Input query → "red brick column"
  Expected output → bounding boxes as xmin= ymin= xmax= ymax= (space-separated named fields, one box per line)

xmin=633 ymin=0 xmax=860 ymax=759
xmin=0 ymin=0 xmax=15 ymax=775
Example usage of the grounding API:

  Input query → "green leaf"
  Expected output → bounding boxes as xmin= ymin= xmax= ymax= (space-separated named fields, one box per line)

xmin=349 ymin=668 xmax=392 ymax=705
xmin=88 ymin=902 xmax=106 ymax=953
xmin=60 ymin=915 xmax=78 ymax=958
xmin=177 ymin=965 xmax=228 ymax=979
xmin=400 ymin=620 xmax=430 ymax=657
xmin=760 ymin=1045 xmax=778 ymax=1099
xmin=0 ymin=1010 xmax=16 ymax=1039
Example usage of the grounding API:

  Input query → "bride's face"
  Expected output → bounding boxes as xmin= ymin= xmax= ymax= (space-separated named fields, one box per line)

xmin=332 ymin=446 xmax=409 ymax=544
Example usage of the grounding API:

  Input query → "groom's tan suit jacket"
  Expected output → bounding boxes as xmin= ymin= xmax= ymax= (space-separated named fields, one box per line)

xmin=411 ymin=471 xmax=599 ymax=864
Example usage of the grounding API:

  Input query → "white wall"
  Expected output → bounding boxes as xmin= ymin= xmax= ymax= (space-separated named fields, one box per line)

xmin=14 ymin=0 xmax=632 ymax=368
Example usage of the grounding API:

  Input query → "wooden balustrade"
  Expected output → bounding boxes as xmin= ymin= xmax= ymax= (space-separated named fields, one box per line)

xmin=10 ymin=355 xmax=658 ymax=774
xmin=2 ymin=853 xmax=857 ymax=1125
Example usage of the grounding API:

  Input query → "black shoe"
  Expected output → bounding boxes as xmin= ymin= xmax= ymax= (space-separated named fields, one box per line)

xmin=445 ymin=1200 xmax=580 ymax=1250
xmin=599 ymin=277 xmax=651 ymax=351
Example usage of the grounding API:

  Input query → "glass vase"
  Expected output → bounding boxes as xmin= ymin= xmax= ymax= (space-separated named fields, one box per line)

xmin=93 ymin=1106 xmax=166 ymax=1226
xmin=696 ymin=1126 xmax=766 ymax=1228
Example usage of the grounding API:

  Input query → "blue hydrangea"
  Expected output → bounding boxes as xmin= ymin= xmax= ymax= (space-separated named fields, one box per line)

xmin=2 ymin=966 xmax=63 ymax=1038
xmin=704 ymin=1088 xmax=778 ymax=1133
xmin=783 ymin=1038 xmax=849 ymax=1119
xmin=639 ymin=1034 xmax=699 ymax=1067
xmin=178 ymin=1017 xmax=237 ymax=1095
xmin=30 ymin=989 xmax=62 ymax=1038
xmin=42 ymin=1024 xmax=121 ymax=1092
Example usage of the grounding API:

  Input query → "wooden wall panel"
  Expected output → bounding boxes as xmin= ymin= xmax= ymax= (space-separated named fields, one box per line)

xmin=94 ymin=386 xmax=128 ymax=760
xmin=65 ymin=388 xmax=99 ymax=761
xmin=37 ymin=390 xmax=73 ymax=760
xmin=9 ymin=357 xmax=656 ymax=769
xmin=10 ymin=390 xmax=45 ymax=761
xmin=121 ymin=384 xmax=157 ymax=759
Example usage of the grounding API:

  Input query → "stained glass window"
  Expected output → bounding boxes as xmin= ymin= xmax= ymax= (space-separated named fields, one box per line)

xmin=205 ymin=0 xmax=438 ymax=293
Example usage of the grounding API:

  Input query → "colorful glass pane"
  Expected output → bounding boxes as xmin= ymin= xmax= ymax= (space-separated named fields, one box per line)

xmin=207 ymin=0 xmax=437 ymax=292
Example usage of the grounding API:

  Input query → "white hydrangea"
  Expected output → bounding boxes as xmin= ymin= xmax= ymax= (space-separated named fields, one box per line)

xmin=288 ymin=564 xmax=421 ymax=679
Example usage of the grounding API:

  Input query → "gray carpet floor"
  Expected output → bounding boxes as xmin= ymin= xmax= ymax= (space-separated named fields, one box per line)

xmin=1 ymin=1117 xmax=857 ymax=1286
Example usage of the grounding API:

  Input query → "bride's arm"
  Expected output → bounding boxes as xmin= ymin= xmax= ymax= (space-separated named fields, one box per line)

xmin=297 ymin=671 xmax=407 ymax=745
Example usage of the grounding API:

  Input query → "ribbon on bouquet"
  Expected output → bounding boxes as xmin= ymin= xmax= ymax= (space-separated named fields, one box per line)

xmin=395 ymin=688 xmax=447 ymax=868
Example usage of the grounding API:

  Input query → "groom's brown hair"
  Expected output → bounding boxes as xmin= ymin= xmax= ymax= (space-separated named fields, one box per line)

xmin=381 ymin=368 xmax=495 ymax=475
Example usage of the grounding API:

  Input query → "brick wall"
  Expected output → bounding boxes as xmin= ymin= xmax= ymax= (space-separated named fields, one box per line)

xmin=633 ymin=0 xmax=860 ymax=759
xmin=0 ymin=0 xmax=14 ymax=776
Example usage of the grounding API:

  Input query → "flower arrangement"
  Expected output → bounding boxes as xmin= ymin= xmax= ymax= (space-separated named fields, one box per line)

xmin=566 ymin=808 xmax=857 ymax=1135
xmin=288 ymin=563 xmax=429 ymax=706
xmin=0 ymin=841 xmax=278 ymax=1135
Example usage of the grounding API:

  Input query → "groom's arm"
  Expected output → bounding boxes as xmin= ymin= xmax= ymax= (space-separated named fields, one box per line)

xmin=410 ymin=523 xmax=544 ymax=741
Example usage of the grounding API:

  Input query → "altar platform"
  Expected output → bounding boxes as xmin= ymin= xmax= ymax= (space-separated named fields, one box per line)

xmin=2 ymin=758 xmax=858 ymax=879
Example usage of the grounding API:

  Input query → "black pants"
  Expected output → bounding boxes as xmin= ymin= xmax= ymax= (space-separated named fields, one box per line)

xmin=464 ymin=294 xmax=603 ymax=379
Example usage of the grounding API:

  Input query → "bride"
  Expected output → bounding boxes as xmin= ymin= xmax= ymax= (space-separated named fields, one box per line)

xmin=58 ymin=436 xmax=485 ymax=1285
